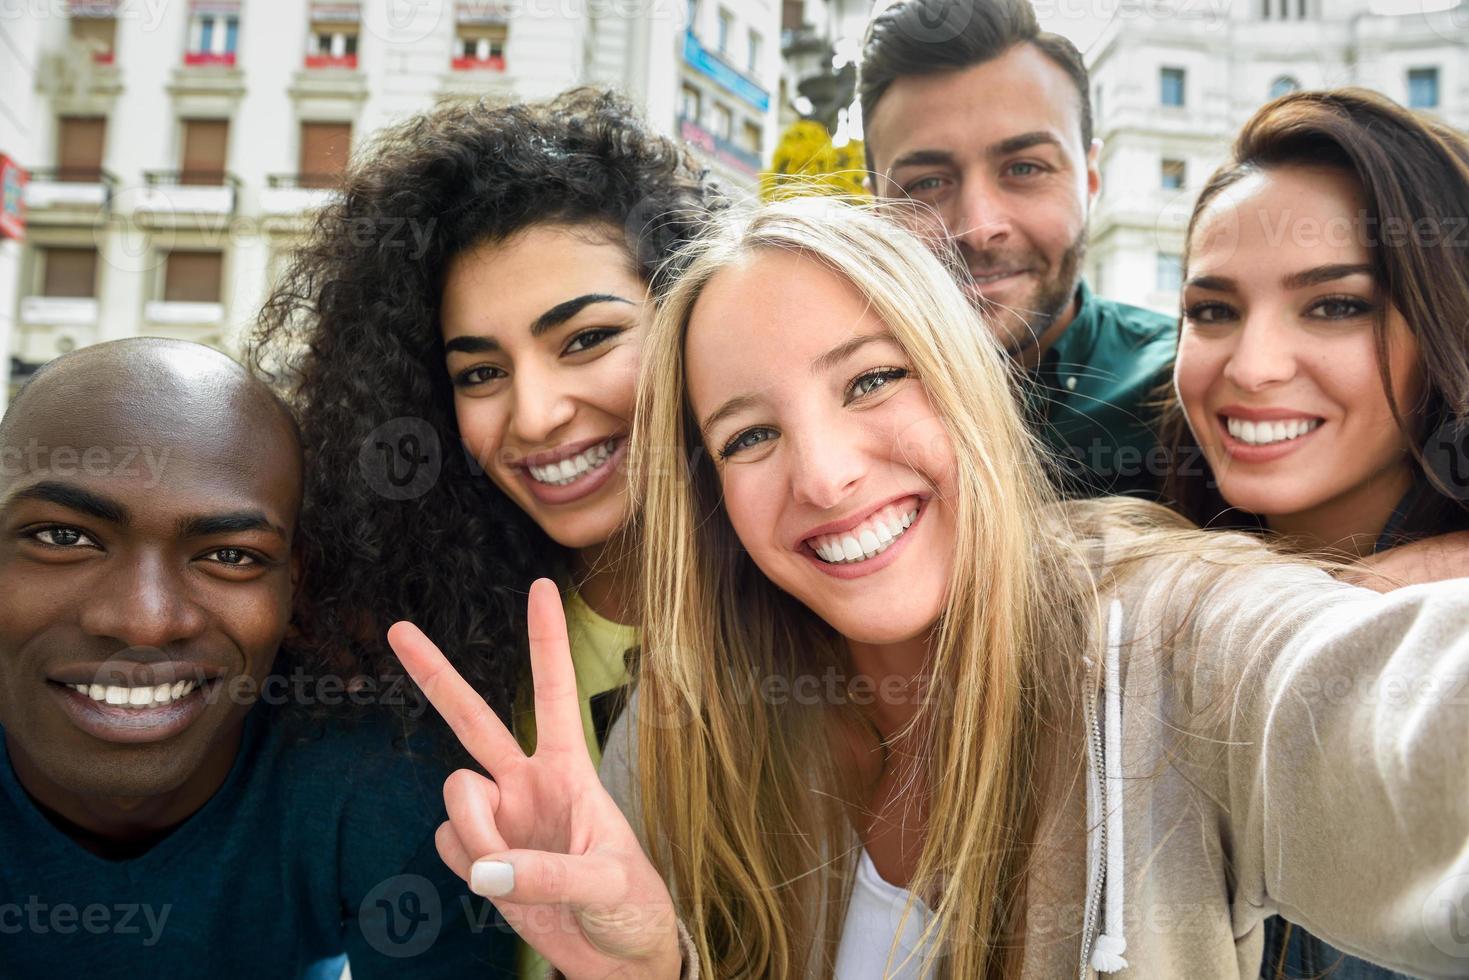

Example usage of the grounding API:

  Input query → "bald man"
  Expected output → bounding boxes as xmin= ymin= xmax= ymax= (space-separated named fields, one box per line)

xmin=0 ymin=340 xmax=514 ymax=978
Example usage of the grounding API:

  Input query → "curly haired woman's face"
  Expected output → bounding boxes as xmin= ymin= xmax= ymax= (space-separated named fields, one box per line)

xmin=442 ymin=222 xmax=646 ymax=550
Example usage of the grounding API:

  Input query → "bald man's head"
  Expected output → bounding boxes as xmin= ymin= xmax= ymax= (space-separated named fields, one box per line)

xmin=0 ymin=338 xmax=303 ymax=801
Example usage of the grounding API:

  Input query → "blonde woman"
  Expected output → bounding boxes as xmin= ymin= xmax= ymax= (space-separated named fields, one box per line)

xmin=387 ymin=199 xmax=1469 ymax=979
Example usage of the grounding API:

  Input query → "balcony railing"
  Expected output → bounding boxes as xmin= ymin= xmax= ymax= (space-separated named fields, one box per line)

xmin=136 ymin=171 xmax=240 ymax=215
xmin=20 ymin=296 xmax=100 ymax=327
xmin=679 ymin=117 xmax=762 ymax=176
xmin=451 ymin=55 xmax=506 ymax=71
xmin=305 ymin=53 xmax=357 ymax=69
xmin=22 ymin=168 xmax=116 ymax=211
xmin=183 ymin=51 xmax=238 ymax=67
xmin=262 ymin=173 xmax=341 ymax=214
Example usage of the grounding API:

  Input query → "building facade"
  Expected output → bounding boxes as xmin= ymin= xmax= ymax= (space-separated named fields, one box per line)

xmin=1 ymin=0 xmax=779 ymax=406
xmin=1087 ymin=0 xmax=1469 ymax=314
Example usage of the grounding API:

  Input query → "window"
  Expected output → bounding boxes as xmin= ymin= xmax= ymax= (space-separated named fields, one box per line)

xmin=306 ymin=23 xmax=359 ymax=67
xmin=70 ymin=12 xmax=117 ymax=63
xmin=1156 ymin=252 xmax=1183 ymax=293
xmin=782 ymin=0 xmax=803 ymax=31
xmin=747 ymin=30 xmax=762 ymax=73
xmin=56 ymin=116 xmax=106 ymax=182
xmin=1160 ymin=67 xmax=1185 ymax=107
xmin=298 ymin=122 xmax=351 ymax=188
xmin=712 ymin=103 xmax=733 ymax=141
xmin=680 ymin=84 xmax=702 ymax=123
xmin=687 ymin=0 xmax=698 ymax=31
xmin=453 ymin=24 xmax=508 ymax=69
xmin=163 ymin=251 xmax=223 ymax=304
xmin=187 ymin=7 xmax=240 ymax=66
xmin=717 ymin=8 xmax=732 ymax=55
xmin=742 ymin=120 xmax=762 ymax=154
xmin=1269 ymin=75 xmax=1300 ymax=99
xmin=1408 ymin=67 xmax=1439 ymax=109
xmin=40 ymin=247 xmax=98 ymax=298
xmin=179 ymin=118 xmax=229 ymax=185
xmin=1160 ymin=158 xmax=1185 ymax=190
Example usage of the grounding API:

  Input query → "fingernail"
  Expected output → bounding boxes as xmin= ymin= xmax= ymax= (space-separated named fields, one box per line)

xmin=471 ymin=859 xmax=515 ymax=897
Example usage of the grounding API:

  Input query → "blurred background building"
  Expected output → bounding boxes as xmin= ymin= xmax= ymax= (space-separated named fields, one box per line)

xmin=0 ymin=0 xmax=780 ymax=406
xmin=1087 ymin=0 xmax=1469 ymax=313
xmin=1 ymin=0 xmax=1465 ymax=406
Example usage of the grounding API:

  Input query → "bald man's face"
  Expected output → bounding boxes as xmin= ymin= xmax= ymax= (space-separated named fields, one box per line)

xmin=0 ymin=362 xmax=299 ymax=801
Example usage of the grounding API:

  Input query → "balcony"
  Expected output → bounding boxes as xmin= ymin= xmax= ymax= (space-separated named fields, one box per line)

xmin=451 ymin=55 xmax=506 ymax=71
xmin=22 ymin=168 xmax=116 ymax=217
xmin=184 ymin=51 xmax=238 ymax=67
xmin=261 ymin=173 xmax=339 ymax=216
xmin=135 ymin=171 xmax=239 ymax=218
xmin=305 ymin=53 xmax=357 ymax=70
xmin=144 ymin=301 xmax=224 ymax=326
xmin=20 ymin=296 xmax=99 ymax=328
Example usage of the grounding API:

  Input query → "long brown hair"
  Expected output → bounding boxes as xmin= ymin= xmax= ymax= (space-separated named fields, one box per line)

xmin=1161 ymin=88 xmax=1469 ymax=545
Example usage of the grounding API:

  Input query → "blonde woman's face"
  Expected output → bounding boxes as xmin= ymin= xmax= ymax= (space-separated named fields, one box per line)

xmin=442 ymin=223 xmax=646 ymax=550
xmin=1174 ymin=166 xmax=1424 ymax=534
xmin=685 ymin=249 xmax=959 ymax=646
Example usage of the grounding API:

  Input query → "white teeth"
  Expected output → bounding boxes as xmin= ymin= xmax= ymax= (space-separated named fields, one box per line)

xmin=69 ymin=680 xmax=199 ymax=709
xmin=808 ymin=504 xmax=921 ymax=565
xmin=1225 ymin=416 xmax=1321 ymax=446
xmin=526 ymin=439 xmax=617 ymax=486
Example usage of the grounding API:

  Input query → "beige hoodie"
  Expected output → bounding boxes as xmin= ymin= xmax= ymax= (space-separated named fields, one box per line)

xmin=598 ymin=544 xmax=1469 ymax=979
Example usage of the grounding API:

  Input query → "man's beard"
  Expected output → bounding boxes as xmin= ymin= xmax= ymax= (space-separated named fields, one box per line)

xmin=964 ymin=226 xmax=1088 ymax=359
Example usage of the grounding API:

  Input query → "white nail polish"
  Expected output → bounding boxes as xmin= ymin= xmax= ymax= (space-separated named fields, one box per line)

xmin=471 ymin=859 xmax=515 ymax=898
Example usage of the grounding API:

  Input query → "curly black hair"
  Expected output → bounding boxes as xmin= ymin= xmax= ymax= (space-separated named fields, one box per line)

xmin=249 ymin=87 xmax=722 ymax=749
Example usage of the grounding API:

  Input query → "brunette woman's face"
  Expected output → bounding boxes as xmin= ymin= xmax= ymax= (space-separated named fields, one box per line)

xmin=1174 ymin=166 xmax=1425 ymax=530
xmin=686 ymin=250 xmax=958 ymax=646
xmin=442 ymin=223 xmax=646 ymax=550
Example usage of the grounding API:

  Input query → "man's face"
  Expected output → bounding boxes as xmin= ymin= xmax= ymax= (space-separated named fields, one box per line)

xmin=866 ymin=43 xmax=1101 ymax=354
xmin=0 ymin=372 xmax=298 ymax=801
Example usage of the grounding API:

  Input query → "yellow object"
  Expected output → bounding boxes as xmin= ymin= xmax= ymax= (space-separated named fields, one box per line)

xmin=762 ymin=119 xmax=869 ymax=201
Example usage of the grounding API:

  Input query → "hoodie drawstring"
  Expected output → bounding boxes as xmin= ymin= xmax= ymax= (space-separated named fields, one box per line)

xmin=1090 ymin=599 xmax=1129 ymax=974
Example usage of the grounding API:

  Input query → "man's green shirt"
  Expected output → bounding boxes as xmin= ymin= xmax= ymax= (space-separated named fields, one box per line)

xmin=1027 ymin=281 xmax=1178 ymax=499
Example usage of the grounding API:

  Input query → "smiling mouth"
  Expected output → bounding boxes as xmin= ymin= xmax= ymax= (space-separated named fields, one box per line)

xmin=56 ymin=679 xmax=203 ymax=709
xmin=1220 ymin=414 xmax=1324 ymax=447
xmin=970 ymin=269 xmax=1027 ymax=287
xmin=805 ymin=498 xmax=921 ymax=565
xmin=523 ymin=437 xmax=621 ymax=487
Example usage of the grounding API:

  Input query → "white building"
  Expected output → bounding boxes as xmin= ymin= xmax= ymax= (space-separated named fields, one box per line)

xmin=1087 ymin=0 xmax=1469 ymax=314
xmin=1 ymin=0 xmax=779 ymax=404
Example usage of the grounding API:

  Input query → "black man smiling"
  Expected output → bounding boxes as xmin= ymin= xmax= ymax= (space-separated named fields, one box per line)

xmin=0 ymin=339 xmax=513 ymax=978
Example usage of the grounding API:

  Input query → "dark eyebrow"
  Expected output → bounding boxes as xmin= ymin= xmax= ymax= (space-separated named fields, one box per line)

xmin=987 ymin=131 xmax=1063 ymax=159
xmin=3 ymin=481 xmax=129 ymax=524
xmin=1282 ymin=263 xmax=1375 ymax=290
xmin=178 ymin=511 xmax=288 ymax=541
xmin=1184 ymin=274 xmax=1235 ymax=291
xmin=444 ymin=335 xmax=500 ymax=355
xmin=890 ymin=148 xmax=957 ymax=172
xmin=809 ymin=334 xmax=891 ymax=376
xmin=530 ymin=293 xmax=635 ymax=337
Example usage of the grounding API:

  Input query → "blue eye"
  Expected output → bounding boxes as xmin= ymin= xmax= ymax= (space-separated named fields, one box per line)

xmin=847 ymin=367 xmax=908 ymax=402
xmin=719 ymin=427 xmax=775 ymax=459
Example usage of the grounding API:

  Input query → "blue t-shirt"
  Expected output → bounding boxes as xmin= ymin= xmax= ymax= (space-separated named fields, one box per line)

xmin=0 ymin=704 xmax=517 ymax=978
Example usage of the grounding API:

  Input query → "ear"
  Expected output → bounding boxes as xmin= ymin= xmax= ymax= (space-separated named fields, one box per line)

xmin=1086 ymin=138 xmax=1103 ymax=206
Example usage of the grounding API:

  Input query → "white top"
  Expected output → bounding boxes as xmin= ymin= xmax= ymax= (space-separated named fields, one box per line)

xmin=833 ymin=849 xmax=937 ymax=979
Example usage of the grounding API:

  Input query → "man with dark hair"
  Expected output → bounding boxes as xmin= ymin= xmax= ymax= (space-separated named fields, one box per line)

xmin=0 ymin=339 xmax=515 ymax=978
xmin=861 ymin=0 xmax=1177 ymax=498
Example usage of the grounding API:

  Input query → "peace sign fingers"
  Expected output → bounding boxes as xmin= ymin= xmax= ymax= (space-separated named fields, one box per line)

xmin=387 ymin=620 xmax=525 ymax=778
xmin=524 ymin=578 xmax=595 ymax=762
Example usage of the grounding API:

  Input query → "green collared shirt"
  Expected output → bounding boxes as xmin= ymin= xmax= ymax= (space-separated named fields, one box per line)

xmin=1027 ymin=280 xmax=1178 ymax=499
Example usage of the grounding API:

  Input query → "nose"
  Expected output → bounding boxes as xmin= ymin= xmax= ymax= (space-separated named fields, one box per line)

xmin=1222 ymin=311 xmax=1297 ymax=392
xmin=78 ymin=552 xmax=208 ymax=652
xmin=948 ymin=176 xmax=1013 ymax=254
xmin=786 ymin=415 xmax=869 ymax=512
xmin=508 ymin=367 xmax=577 ymax=447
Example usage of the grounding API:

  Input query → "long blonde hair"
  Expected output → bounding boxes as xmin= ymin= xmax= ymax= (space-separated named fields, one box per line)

xmin=627 ymin=197 xmax=1121 ymax=977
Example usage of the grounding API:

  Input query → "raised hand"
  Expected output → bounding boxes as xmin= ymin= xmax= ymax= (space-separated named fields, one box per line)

xmin=387 ymin=578 xmax=680 ymax=979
